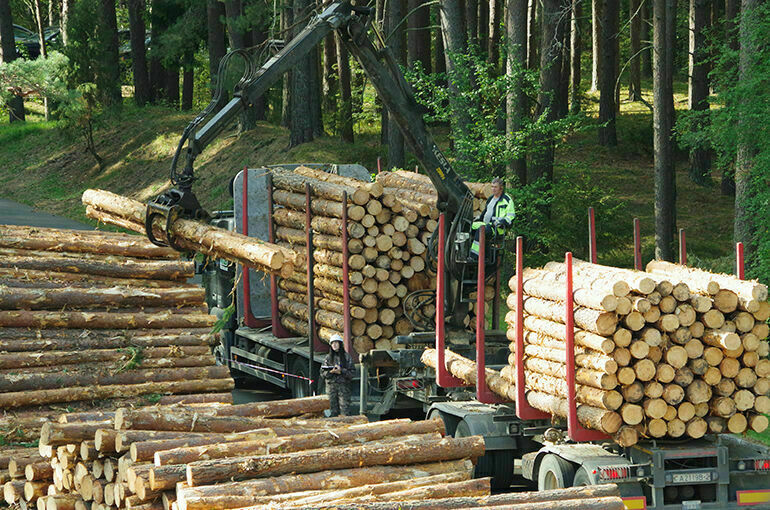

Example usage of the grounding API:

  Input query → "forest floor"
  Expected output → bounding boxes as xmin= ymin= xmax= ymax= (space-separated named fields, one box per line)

xmin=0 ymin=81 xmax=736 ymax=272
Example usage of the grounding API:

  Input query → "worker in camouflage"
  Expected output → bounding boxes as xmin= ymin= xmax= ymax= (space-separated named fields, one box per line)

xmin=321 ymin=333 xmax=355 ymax=416
xmin=470 ymin=177 xmax=515 ymax=259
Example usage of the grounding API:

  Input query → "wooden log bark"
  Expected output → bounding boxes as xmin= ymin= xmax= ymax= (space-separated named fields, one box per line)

xmin=0 ymin=286 xmax=204 ymax=310
xmin=421 ymin=349 xmax=515 ymax=401
xmin=510 ymin=316 xmax=615 ymax=353
xmin=155 ymin=418 xmax=444 ymax=465
xmin=0 ymin=310 xmax=216 ymax=330
xmin=545 ymin=260 xmax=655 ymax=294
xmin=504 ymin=354 xmax=617 ymax=390
xmin=271 ymin=168 xmax=369 ymax=205
xmin=82 ymin=189 xmax=294 ymax=276
xmin=0 ymin=366 xmax=229 ymax=393
xmin=0 ymin=346 xmax=212 ymax=369
xmin=175 ymin=460 xmax=473 ymax=510
xmin=0 ymin=330 xmax=217 ymax=352
xmin=185 ymin=435 xmax=485 ymax=486
xmin=0 ymin=253 xmax=192 ymax=281
xmin=513 ymin=333 xmax=617 ymax=373
xmin=499 ymin=366 xmax=621 ymax=410
xmin=293 ymin=166 xmax=382 ymax=197
xmin=646 ymin=260 xmax=767 ymax=300
xmin=129 ymin=430 xmax=276 ymax=461
xmin=509 ymin=271 xmax=618 ymax=311
xmin=506 ymin=295 xmax=617 ymax=336
xmin=0 ymin=378 xmax=233 ymax=409
xmin=115 ymin=407 xmax=366 ymax=432
xmin=0 ymin=267 xmax=193 ymax=289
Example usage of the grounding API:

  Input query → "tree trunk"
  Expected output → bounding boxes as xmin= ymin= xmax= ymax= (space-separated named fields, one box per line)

xmin=688 ymin=0 xmax=711 ymax=184
xmin=720 ymin=0 xmax=738 ymax=195
xmin=149 ymin=0 xmax=166 ymax=102
xmin=629 ymin=0 xmax=642 ymax=99
xmin=466 ymin=0 xmax=479 ymax=47
xmin=335 ymin=35 xmax=353 ymax=144
xmin=506 ymin=0 xmax=529 ymax=184
xmin=100 ymin=0 xmax=122 ymax=105
xmin=434 ymin=5 xmax=446 ymax=75
xmin=598 ymin=0 xmax=618 ymax=145
xmin=176 ymin=460 xmax=473 ymax=510
xmin=33 ymin=0 xmax=47 ymax=58
xmin=0 ymin=0 xmax=25 ymax=122
xmin=591 ymin=0 xmax=602 ymax=92
xmin=559 ymin=18 xmax=571 ymax=118
xmin=323 ymin=34 xmax=338 ymax=122
xmin=527 ymin=0 xmax=539 ymax=69
xmin=127 ymin=0 xmax=151 ymax=106
xmin=408 ymin=0 xmax=432 ymax=72
xmin=530 ymin=0 xmax=567 ymax=182
xmin=488 ymin=0 xmax=500 ymax=66
xmin=653 ymin=0 xmax=677 ymax=261
xmin=570 ymin=0 xmax=582 ymax=112
xmin=440 ymin=0 xmax=471 ymax=149
xmin=386 ymin=0 xmax=406 ymax=168
xmin=287 ymin=0 xmax=313 ymax=145
xmin=182 ymin=65 xmax=194 ymax=110
xmin=641 ymin=0 xmax=652 ymax=76
xmin=207 ymin=0 xmax=227 ymax=103
xmin=186 ymin=435 xmax=485 ymax=486
xmin=734 ymin=0 xmax=758 ymax=266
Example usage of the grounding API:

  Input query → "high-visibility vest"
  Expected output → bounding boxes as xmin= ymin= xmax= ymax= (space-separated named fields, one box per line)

xmin=473 ymin=193 xmax=516 ymax=234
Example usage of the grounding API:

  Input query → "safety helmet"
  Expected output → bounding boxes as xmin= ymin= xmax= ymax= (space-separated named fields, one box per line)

xmin=330 ymin=333 xmax=344 ymax=345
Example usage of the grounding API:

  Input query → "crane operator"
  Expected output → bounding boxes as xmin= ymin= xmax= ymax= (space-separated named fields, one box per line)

xmin=470 ymin=177 xmax=516 ymax=260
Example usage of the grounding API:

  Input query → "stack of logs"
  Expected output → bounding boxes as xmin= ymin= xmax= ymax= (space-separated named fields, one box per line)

xmin=494 ymin=259 xmax=770 ymax=445
xmin=273 ymin=167 xmax=494 ymax=354
xmin=0 ymin=395 xmax=569 ymax=510
xmin=0 ymin=224 xmax=233 ymax=443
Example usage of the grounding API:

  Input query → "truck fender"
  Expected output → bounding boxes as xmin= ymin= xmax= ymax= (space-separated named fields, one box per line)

xmin=523 ymin=443 xmax=628 ymax=483
xmin=426 ymin=402 xmax=517 ymax=451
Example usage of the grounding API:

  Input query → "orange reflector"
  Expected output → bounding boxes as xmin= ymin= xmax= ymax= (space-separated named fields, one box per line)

xmin=737 ymin=489 xmax=770 ymax=506
xmin=622 ymin=496 xmax=647 ymax=510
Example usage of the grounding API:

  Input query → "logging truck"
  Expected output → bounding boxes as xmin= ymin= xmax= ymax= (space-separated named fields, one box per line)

xmin=145 ymin=2 xmax=770 ymax=508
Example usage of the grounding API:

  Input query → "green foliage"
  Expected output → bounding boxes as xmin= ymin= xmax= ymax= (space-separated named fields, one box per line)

xmin=115 ymin=346 xmax=144 ymax=372
xmin=678 ymin=2 xmax=770 ymax=284
xmin=0 ymin=51 xmax=71 ymax=107
xmin=212 ymin=302 xmax=236 ymax=335
xmin=405 ymin=45 xmax=585 ymax=181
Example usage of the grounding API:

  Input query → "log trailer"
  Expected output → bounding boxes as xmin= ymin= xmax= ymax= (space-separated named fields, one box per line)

xmin=147 ymin=3 xmax=770 ymax=508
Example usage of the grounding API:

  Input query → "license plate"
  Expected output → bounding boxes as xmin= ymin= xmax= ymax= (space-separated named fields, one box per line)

xmin=673 ymin=472 xmax=711 ymax=483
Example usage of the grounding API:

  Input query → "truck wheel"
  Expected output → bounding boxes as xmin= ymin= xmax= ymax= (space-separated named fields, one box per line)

xmin=289 ymin=359 xmax=313 ymax=399
xmin=427 ymin=409 xmax=459 ymax=437
xmin=456 ymin=419 xmax=514 ymax=490
xmin=537 ymin=454 xmax=575 ymax=490
xmin=572 ymin=467 xmax=593 ymax=486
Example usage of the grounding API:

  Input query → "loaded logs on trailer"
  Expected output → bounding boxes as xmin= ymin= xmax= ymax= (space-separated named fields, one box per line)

xmin=0 ymin=224 xmax=233 ymax=443
xmin=499 ymin=259 xmax=769 ymax=444
xmin=271 ymin=167 xmax=495 ymax=353
xmin=0 ymin=396 xmax=522 ymax=509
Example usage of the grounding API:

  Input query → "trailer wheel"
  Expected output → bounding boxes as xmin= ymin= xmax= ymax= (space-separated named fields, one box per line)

xmin=289 ymin=359 xmax=314 ymax=399
xmin=456 ymin=419 xmax=514 ymax=489
xmin=426 ymin=408 xmax=459 ymax=437
xmin=537 ymin=454 xmax=575 ymax=490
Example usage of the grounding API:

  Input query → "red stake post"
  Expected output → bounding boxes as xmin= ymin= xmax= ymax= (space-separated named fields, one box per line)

xmin=267 ymin=172 xmax=289 ymax=337
xmin=565 ymin=252 xmax=608 ymax=441
xmin=633 ymin=218 xmax=642 ymax=271
xmin=588 ymin=207 xmax=597 ymax=263
xmin=475 ymin=226 xmax=506 ymax=403
xmin=679 ymin=229 xmax=687 ymax=266
xmin=736 ymin=242 xmax=745 ymax=280
xmin=435 ymin=214 xmax=466 ymax=388
xmin=515 ymin=236 xmax=550 ymax=419
xmin=341 ymin=191 xmax=353 ymax=355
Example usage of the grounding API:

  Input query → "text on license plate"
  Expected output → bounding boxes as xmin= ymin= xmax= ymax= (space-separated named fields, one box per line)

xmin=673 ymin=472 xmax=711 ymax=483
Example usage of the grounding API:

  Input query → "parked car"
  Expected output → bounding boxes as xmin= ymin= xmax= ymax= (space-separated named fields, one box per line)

xmin=13 ymin=24 xmax=60 ymax=59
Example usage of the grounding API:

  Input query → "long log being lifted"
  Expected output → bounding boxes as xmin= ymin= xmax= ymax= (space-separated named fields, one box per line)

xmin=82 ymin=189 xmax=296 ymax=277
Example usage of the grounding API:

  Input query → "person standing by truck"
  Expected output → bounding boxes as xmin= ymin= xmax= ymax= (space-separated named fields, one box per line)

xmin=321 ymin=333 xmax=355 ymax=416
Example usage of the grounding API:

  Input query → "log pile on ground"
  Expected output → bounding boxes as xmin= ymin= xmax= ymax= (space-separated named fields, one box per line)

xmin=484 ymin=258 xmax=770 ymax=445
xmin=1 ymin=396 xmax=499 ymax=509
xmin=82 ymin=189 xmax=298 ymax=278
xmin=273 ymin=167 xmax=493 ymax=354
xmin=0 ymin=224 xmax=233 ymax=443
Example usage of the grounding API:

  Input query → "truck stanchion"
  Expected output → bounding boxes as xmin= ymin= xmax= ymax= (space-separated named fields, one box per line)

xmin=475 ymin=226 xmax=506 ymax=404
xmin=305 ymin=184 xmax=319 ymax=394
xmin=341 ymin=191 xmax=353 ymax=356
xmin=435 ymin=213 xmax=466 ymax=388
xmin=633 ymin=218 xmax=642 ymax=271
xmin=566 ymin=252 xmax=608 ymax=441
xmin=492 ymin=262 xmax=501 ymax=331
xmin=514 ymin=236 xmax=549 ymax=419
xmin=679 ymin=228 xmax=687 ymax=265
xmin=736 ymin=242 xmax=745 ymax=280
xmin=588 ymin=207 xmax=597 ymax=263
xmin=377 ymin=157 xmax=382 ymax=174
xmin=267 ymin=172 xmax=290 ymax=338
xmin=304 ymin=184 xmax=326 ymax=356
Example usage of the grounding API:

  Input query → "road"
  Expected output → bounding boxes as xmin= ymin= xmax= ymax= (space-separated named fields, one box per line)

xmin=0 ymin=198 xmax=281 ymax=404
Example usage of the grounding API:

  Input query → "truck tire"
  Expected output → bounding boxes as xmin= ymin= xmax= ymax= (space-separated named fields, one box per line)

xmin=572 ymin=467 xmax=592 ymax=486
xmin=537 ymin=454 xmax=575 ymax=490
xmin=289 ymin=358 xmax=314 ymax=399
xmin=426 ymin=408 xmax=459 ymax=437
xmin=456 ymin=419 xmax=514 ymax=490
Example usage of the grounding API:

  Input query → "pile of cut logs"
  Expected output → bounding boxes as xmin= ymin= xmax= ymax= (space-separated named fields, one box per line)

xmin=0 ymin=224 xmax=233 ymax=443
xmin=424 ymin=260 xmax=769 ymax=446
xmin=273 ymin=167 xmax=494 ymax=354
xmin=0 ymin=395 xmax=623 ymax=510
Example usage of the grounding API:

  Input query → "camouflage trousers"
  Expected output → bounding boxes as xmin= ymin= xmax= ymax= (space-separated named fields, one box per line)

xmin=327 ymin=380 xmax=352 ymax=417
